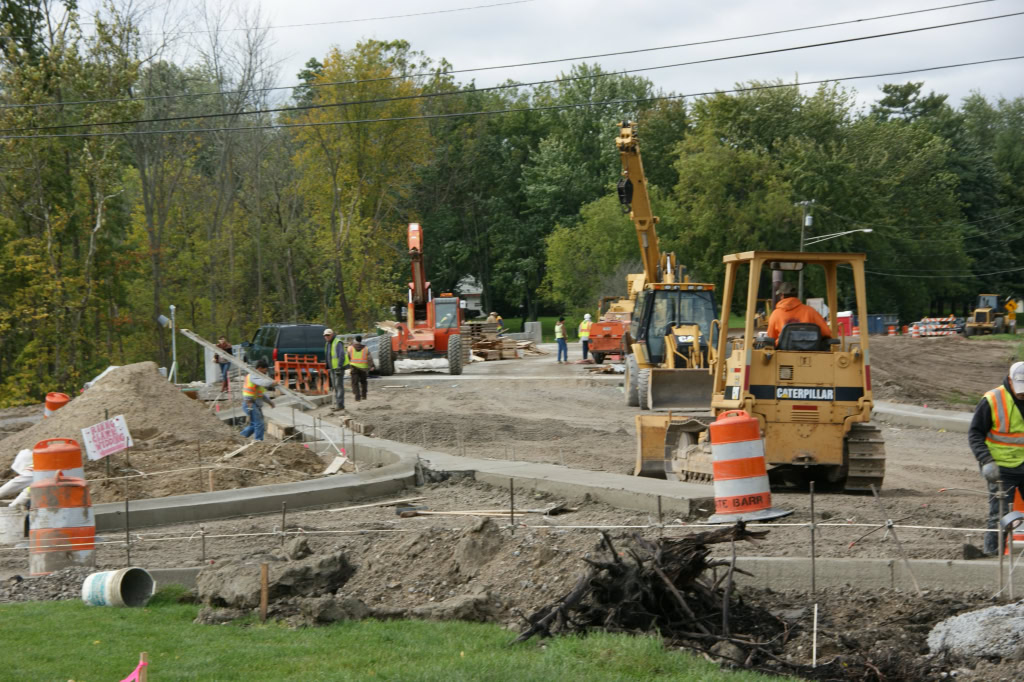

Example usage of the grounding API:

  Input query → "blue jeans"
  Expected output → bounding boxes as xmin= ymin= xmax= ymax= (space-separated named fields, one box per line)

xmin=984 ymin=462 xmax=1024 ymax=554
xmin=556 ymin=338 xmax=568 ymax=361
xmin=220 ymin=362 xmax=230 ymax=384
xmin=240 ymin=399 xmax=265 ymax=441
xmin=581 ymin=339 xmax=590 ymax=360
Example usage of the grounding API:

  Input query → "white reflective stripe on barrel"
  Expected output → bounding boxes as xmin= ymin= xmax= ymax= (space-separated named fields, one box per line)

xmin=31 ymin=507 xmax=95 ymax=529
xmin=711 ymin=439 xmax=764 ymax=462
xmin=711 ymin=476 xmax=772 ymax=498
xmin=32 ymin=467 xmax=85 ymax=483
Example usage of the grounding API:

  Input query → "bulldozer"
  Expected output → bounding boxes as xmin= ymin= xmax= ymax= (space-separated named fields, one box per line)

xmin=634 ymin=251 xmax=886 ymax=493
xmin=964 ymin=294 xmax=1008 ymax=336
xmin=615 ymin=121 xmax=719 ymax=412
xmin=376 ymin=223 xmax=464 ymax=376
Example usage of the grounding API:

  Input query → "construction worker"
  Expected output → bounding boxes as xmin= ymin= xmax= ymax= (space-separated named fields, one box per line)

xmin=323 ymin=328 xmax=348 ymax=412
xmin=347 ymin=335 xmax=374 ymax=402
xmin=766 ymin=281 xmax=832 ymax=341
xmin=240 ymin=358 xmax=278 ymax=441
xmin=0 ymin=449 xmax=33 ymax=508
xmin=578 ymin=313 xmax=593 ymax=360
xmin=554 ymin=316 xmax=568 ymax=364
xmin=969 ymin=361 xmax=1024 ymax=555
xmin=214 ymin=336 xmax=233 ymax=393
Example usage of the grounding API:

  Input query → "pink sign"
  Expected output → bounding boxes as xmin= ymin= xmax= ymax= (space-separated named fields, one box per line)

xmin=81 ymin=415 xmax=134 ymax=461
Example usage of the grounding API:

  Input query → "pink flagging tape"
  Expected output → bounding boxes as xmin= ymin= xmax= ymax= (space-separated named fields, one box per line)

xmin=120 ymin=660 xmax=147 ymax=682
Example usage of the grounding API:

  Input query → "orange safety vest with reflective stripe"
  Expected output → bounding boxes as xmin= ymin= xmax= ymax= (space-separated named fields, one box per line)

xmin=348 ymin=345 xmax=370 ymax=369
xmin=243 ymin=373 xmax=267 ymax=399
xmin=984 ymin=385 xmax=1024 ymax=468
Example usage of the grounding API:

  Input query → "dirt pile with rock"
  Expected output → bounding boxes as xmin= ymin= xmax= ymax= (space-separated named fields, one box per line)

xmin=0 ymin=362 xmax=327 ymax=502
xmin=0 ymin=362 xmax=233 ymax=463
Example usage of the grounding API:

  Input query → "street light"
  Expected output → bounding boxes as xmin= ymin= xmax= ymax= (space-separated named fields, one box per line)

xmin=803 ymin=228 xmax=873 ymax=246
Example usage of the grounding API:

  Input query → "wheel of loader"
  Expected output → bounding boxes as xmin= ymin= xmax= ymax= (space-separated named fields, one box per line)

xmin=637 ymin=369 xmax=651 ymax=411
xmin=592 ymin=352 xmax=606 ymax=365
xmin=447 ymin=335 xmax=463 ymax=375
xmin=964 ymin=325 xmax=973 ymax=337
xmin=377 ymin=338 xmax=395 ymax=376
xmin=625 ymin=355 xmax=640 ymax=407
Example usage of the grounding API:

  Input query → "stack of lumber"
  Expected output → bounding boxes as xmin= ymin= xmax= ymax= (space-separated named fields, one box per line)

xmin=458 ymin=322 xmax=517 ymax=361
xmin=517 ymin=340 xmax=548 ymax=356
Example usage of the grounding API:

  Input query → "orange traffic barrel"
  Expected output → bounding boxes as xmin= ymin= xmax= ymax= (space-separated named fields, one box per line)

xmin=887 ymin=325 xmax=896 ymax=337
xmin=852 ymin=325 xmax=860 ymax=336
xmin=32 ymin=438 xmax=84 ymax=484
xmin=707 ymin=410 xmax=792 ymax=523
xmin=44 ymin=392 xmax=70 ymax=418
xmin=911 ymin=323 xmax=920 ymax=338
xmin=29 ymin=471 xmax=96 ymax=575
xmin=1006 ymin=489 xmax=1024 ymax=556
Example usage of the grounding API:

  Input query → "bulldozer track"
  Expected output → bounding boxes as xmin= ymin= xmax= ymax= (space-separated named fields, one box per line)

xmin=843 ymin=422 xmax=886 ymax=493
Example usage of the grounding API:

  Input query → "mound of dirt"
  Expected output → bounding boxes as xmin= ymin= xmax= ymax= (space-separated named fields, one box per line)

xmin=0 ymin=362 xmax=233 ymax=467
xmin=870 ymin=335 xmax=1019 ymax=409
xmin=87 ymin=440 xmax=327 ymax=503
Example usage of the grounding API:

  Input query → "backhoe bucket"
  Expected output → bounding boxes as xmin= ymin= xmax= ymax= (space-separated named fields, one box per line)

xmin=646 ymin=368 xmax=714 ymax=410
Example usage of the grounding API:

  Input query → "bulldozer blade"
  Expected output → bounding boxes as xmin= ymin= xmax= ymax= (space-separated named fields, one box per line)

xmin=635 ymin=414 xmax=712 ymax=479
xmin=647 ymin=368 xmax=714 ymax=410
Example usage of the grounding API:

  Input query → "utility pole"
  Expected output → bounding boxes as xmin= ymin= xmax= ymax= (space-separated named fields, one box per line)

xmin=796 ymin=200 xmax=815 ymax=300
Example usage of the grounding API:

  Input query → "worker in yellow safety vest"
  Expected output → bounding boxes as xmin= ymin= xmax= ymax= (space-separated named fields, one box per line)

xmin=240 ymin=358 xmax=278 ymax=441
xmin=323 ymin=328 xmax=349 ymax=412
xmin=578 ymin=313 xmax=593 ymax=361
xmin=969 ymin=361 xmax=1024 ymax=555
xmin=554 ymin=316 xmax=568 ymax=364
xmin=346 ymin=335 xmax=375 ymax=402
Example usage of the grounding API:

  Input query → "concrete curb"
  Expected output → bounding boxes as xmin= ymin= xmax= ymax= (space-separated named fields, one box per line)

xmin=94 ymin=446 xmax=417 ymax=532
xmin=874 ymin=401 xmax=972 ymax=433
xmin=142 ymin=556 xmax=1020 ymax=595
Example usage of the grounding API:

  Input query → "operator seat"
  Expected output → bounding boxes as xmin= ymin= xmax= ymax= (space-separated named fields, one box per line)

xmin=777 ymin=322 xmax=823 ymax=351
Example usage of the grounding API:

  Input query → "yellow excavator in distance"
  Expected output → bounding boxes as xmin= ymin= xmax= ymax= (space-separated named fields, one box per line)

xmin=616 ymin=121 xmax=720 ymax=421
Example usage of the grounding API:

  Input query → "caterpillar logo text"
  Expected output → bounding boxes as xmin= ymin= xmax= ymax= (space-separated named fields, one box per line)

xmin=776 ymin=387 xmax=835 ymax=401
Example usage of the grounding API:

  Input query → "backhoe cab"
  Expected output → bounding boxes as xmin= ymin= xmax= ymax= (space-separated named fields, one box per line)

xmin=615 ymin=121 xmax=719 ymax=410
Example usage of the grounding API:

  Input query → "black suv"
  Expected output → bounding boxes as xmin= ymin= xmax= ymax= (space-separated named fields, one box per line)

xmin=241 ymin=324 xmax=328 ymax=368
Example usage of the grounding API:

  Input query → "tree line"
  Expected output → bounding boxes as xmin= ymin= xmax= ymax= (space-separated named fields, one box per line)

xmin=1 ymin=3 xmax=1021 ymax=404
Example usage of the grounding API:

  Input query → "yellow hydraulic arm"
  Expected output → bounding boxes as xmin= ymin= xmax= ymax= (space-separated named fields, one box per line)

xmin=615 ymin=121 xmax=676 ymax=285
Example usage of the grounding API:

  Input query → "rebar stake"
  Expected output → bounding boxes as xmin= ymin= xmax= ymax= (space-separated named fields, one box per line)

xmin=509 ymin=479 xmax=515 ymax=535
xmin=281 ymin=502 xmax=288 ymax=546
xmin=809 ymin=480 xmax=817 ymax=597
xmin=870 ymin=484 xmax=922 ymax=595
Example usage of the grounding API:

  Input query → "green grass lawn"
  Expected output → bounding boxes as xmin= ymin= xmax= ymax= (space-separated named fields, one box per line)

xmin=0 ymin=589 xmax=791 ymax=681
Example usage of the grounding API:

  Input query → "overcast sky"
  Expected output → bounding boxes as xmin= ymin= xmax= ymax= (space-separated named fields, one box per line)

xmin=81 ymin=0 xmax=1022 ymax=110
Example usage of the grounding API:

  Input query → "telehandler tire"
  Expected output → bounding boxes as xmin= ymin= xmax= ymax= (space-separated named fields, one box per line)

xmin=448 ymin=335 xmax=463 ymax=375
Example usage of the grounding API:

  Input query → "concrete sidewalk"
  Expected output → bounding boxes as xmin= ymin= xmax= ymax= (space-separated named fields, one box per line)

xmin=874 ymin=401 xmax=972 ymax=433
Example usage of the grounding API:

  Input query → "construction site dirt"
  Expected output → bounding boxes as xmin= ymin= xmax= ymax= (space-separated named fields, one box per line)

xmin=1 ymin=335 xmax=1023 ymax=678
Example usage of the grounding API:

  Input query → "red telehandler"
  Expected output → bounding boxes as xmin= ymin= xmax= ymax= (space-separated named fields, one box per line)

xmin=377 ymin=223 xmax=464 ymax=376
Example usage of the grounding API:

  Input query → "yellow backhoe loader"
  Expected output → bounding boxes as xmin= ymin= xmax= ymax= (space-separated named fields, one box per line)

xmin=616 ymin=122 xmax=719 ymax=416
xmin=635 ymin=251 xmax=886 ymax=493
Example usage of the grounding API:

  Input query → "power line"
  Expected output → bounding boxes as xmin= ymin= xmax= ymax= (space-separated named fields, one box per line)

xmin=864 ymin=265 xmax=1024 ymax=278
xmin=2 ymin=55 xmax=1021 ymax=141
xmin=819 ymin=205 xmax=1024 ymax=232
xmin=2 ymin=0 xmax=1004 ymax=112
xmin=5 ymin=11 xmax=1022 ymax=134
xmin=81 ymin=0 xmax=536 ymax=35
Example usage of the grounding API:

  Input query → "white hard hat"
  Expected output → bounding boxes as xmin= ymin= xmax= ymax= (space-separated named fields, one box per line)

xmin=323 ymin=328 xmax=334 ymax=336
xmin=584 ymin=313 xmax=592 ymax=320
xmin=1010 ymin=361 xmax=1024 ymax=394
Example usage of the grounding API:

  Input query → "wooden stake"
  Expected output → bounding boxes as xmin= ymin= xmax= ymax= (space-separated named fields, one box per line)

xmin=657 ymin=495 xmax=663 ymax=537
xmin=509 ymin=479 xmax=515 ymax=535
xmin=812 ymin=604 xmax=819 ymax=668
xmin=259 ymin=563 xmax=269 ymax=622
xmin=197 ymin=439 xmax=202 ymax=490
xmin=208 ymin=469 xmax=215 ymax=492
xmin=280 ymin=502 xmax=287 ymax=545
xmin=139 ymin=652 xmax=148 ymax=682
xmin=124 ymin=490 xmax=131 ymax=567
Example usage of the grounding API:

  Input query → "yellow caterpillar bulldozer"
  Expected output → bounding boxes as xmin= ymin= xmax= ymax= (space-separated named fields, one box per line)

xmin=634 ymin=251 xmax=886 ymax=493
xmin=616 ymin=121 xmax=719 ymax=414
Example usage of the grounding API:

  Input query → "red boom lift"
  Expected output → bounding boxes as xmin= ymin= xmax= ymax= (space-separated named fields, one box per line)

xmin=377 ymin=223 xmax=464 ymax=376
